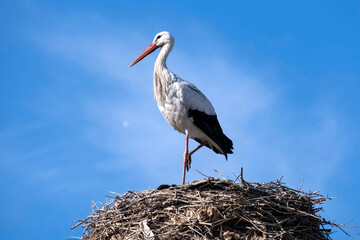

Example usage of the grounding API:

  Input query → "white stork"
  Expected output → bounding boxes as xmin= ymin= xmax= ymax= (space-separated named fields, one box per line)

xmin=130 ymin=31 xmax=233 ymax=184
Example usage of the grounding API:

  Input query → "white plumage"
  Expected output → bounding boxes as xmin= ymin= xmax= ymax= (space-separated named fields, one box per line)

xmin=130 ymin=31 xmax=233 ymax=184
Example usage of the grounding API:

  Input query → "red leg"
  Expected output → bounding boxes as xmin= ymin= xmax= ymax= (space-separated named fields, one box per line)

xmin=186 ymin=141 xmax=208 ymax=171
xmin=182 ymin=132 xmax=189 ymax=185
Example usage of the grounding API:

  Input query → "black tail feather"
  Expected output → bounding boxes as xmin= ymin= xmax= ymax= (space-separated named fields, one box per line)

xmin=221 ymin=133 xmax=234 ymax=159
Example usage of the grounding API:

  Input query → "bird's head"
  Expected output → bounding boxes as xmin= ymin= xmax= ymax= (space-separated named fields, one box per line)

xmin=130 ymin=31 xmax=174 ymax=67
xmin=153 ymin=31 xmax=174 ymax=47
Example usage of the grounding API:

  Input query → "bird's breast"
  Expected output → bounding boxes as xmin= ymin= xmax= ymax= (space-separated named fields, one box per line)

xmin=157 ymin=94 xmax=189 ymax=134
xmin=153 ymin=71 xmax=194 ymax=134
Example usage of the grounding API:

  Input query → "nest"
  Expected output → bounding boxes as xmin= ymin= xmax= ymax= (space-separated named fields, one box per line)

xmin=72 ymin=172 xmax=356 ymax=240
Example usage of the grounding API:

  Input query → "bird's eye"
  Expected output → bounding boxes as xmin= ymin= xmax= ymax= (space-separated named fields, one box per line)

xmin=156 ymin=35 xmax=161 ymax=40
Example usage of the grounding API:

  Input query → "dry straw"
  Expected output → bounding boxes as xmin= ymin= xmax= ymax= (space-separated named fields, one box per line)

xmin=72 ymin=170 xmax=358 ymax=239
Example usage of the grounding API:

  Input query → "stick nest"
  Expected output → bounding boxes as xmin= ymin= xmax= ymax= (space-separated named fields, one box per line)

xmin=72 ymin=175 xmax=350 ymax=240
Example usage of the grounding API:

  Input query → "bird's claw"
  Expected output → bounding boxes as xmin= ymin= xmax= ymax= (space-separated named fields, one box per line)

xmin=183 ymin=152 xmax=192 ymax=171
xmin=186 ymin=155 xmax=192 ymax=172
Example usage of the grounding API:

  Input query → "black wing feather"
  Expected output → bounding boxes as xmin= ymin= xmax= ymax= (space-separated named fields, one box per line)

xmin=188 ymin=109 xmax=233 ymax=159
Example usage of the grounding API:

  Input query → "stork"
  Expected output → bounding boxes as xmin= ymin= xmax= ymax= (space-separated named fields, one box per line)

xmin=130 ymin=31 xmax=233 ymax=184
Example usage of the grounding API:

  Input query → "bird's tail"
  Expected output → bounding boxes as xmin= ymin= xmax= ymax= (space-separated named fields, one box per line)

xmin=220 ymin=134 xmax=233 ymax=160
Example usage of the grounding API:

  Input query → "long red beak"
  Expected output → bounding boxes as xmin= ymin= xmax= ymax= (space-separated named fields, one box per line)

xmin=130 ymin=43 xmax=159 ymax=67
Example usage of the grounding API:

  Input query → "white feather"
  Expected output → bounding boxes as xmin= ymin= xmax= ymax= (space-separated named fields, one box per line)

xmin=176 ymin=80 xmax=216 ymax=115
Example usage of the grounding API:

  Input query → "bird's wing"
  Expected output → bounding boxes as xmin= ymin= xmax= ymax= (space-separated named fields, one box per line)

xmin=177 ymin=81 xmax=216 ymax=115
xmin=188 ymin=109 xmax=233 ymax=158
xmin=176 ymin=80 xmax=233 ymax=157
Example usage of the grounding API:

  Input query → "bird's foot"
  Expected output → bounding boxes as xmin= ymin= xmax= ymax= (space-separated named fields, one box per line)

xmin=183 ymin=152 xmax=192 ymax=171
xmin=186 ymin=155 xmax=192 ymax=171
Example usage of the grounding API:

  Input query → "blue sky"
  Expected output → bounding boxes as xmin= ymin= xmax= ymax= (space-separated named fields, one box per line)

xmin=1 ymin=0 xmax=360 ymax=239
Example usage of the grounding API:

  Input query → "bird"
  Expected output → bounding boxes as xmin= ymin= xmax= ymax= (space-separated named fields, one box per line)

xmin=130 ymin=31 xmax=233 ymax=184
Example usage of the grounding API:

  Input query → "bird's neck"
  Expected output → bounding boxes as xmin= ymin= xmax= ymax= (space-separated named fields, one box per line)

xmin=153 ymin=43 xmax=173 ymax=103
xmin=155 ymin=43 xmax=173 ymax=70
